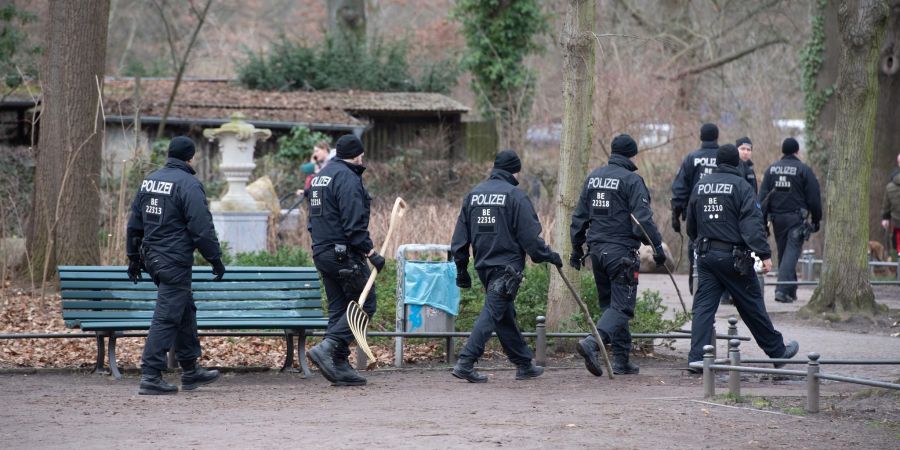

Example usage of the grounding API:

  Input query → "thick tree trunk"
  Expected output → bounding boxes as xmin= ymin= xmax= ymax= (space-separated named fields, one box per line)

xmin=805 ymin=0 xmax=886 ymax=317
xmin=870 ymin=1 xmax=900 ymax=244
xmin=27 ymin=0 xmax=109 ymax=276
xmin=546 ymin=0 xmax=595 ymax=339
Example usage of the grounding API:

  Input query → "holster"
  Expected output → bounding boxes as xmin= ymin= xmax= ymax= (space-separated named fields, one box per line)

xmin=619 ymin=255 xmax=639 ymax=285
xmin=732 ymin=248 xmax=753 ymax=276
xmin=338 ymin=262 xmax=366 ymax=294
xmin=487 ymin=265 xmax=523 ymax=299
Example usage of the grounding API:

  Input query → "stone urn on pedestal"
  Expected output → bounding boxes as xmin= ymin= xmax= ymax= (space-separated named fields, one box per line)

xmin=203 ymin=113 xmax=272 ymax=254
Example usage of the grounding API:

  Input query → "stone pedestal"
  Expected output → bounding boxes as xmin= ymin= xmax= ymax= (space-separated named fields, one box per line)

xmin=212 ymin=211 xmax=270 ymax=254
xmin=204 ymin=113 xmax=272 ymax=255
xmin=204 ymin=113 xmax=272 ymax=212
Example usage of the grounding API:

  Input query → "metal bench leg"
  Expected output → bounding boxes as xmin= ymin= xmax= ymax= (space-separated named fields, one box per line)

xmin=108 ymin=333 xmax=122 ymax=380
xmin=93 ymin=333 xmax=108 ymax=375
xmin=281 ymin=330 xmax=295 ymax=373
xmin=297 ymin=329 xmax=310 ymax=378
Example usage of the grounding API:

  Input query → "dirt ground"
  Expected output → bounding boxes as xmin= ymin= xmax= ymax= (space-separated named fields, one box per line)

xmin=1 ymin=273 xmax=898 ymax=448
xmin=1 ymin=363 xmax=898 ymax=449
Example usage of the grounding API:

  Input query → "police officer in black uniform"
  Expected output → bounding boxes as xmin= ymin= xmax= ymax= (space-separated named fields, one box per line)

xmin=570 ymin=134 xmax=666 ymax=376
xmin=721 ymin=136 xmax=757 ymax=305
xmin=736 ymin=137 xmax=758 ymax=194
xmin=126 ymin=136 xmax=225 ymax=395
xmin=306 ymin=134 xmax=385 ymax=387
xmin=450 ymin=150 xmax=562 ymax=383
xmin=671 ymin=123 xmax=720 ymax=293
xmin=758 ymin=138 xmax=822 ymax=303
xmin=686 ymin=144 xmax=798 ymax=369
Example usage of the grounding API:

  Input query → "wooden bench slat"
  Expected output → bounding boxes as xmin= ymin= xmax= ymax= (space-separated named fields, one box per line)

xmin=59 ymin=271 xmax=319 ymax=282
xmin=61 ymin=290 xmax=321 ymax=301
xmin=62 ymin=299 xmax=324 ymax=311
xmin=64 ymin=309 xmax=326 ymax=320
xmin=80 ymin=319 xmax=329 ymax=331
xmin=58 ymin=265 xmax=317 ymax=273
xmin=60 ymin=280 xmax=320 ymax=291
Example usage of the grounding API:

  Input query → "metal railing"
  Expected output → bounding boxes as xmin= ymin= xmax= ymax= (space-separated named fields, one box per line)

xmin=1 ymin=316 xmax=753 ymax=373
xmin=693 ymin=341 xmax=900 ymax=413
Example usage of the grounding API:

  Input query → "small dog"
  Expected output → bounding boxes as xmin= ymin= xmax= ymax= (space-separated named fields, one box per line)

xmin=869 ymin=240 xmax=896 ymax=276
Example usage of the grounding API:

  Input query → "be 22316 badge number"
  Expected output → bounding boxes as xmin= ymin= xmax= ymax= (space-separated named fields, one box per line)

xmin=475 ymin=207 xmax=497 ymax=234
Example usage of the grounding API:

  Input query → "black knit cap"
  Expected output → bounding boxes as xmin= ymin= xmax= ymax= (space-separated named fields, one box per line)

xmin=782 ymin=137 xmax=800 ymax=154
xmin=168 ymin=136 xmax=196 ymax=161
xmin=493 ymin=149 xmax=521 ymax=174
xmin=336 ymin=134 xmax=364 ymax=159
xmin=736 ymin=136 xmax=753 ymax=148
xmin=717 ymin=144 xmax=740 ymax=167
xmin=611 ymin=134 xmax=638 ymax=158
xmin=700 ymin=123 xmax=719 ymax=142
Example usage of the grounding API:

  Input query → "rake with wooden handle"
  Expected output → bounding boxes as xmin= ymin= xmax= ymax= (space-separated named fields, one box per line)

xmin=347 ymin=197 xmax=407 ymax=364
xmin=556 ymin=266 xmax=615 ymax=380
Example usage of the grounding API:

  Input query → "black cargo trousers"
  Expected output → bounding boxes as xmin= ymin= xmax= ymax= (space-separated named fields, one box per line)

xmin=140 ymin=250 xmax=201 ymax=376
xmin=313 ymin=247 xmax=377 ymax=361
xmin=589 ymin=243 xmax=641 ymax=356
xmin=688 ymin=247 xmax=786 ymax=363
xmin=771 ymin=212 xmax=806 ymax=299
xmin=458 ymin=266 xmax=533 ymax=367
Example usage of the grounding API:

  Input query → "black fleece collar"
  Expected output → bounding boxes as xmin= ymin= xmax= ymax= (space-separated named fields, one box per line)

xmin=165 ymin=157 xmax=196 ymax=175
xmin=489 ymin=169 xmax=519 ymax=186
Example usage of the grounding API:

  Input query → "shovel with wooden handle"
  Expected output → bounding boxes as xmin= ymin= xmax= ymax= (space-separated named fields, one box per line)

xmin=347 ymin=197 xmax=407 ymax=365
xmin=555 ymin=266 xmax=614 ymax=380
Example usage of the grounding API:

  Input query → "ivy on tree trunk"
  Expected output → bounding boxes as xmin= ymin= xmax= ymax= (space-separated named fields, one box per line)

xmin=804 ymin=0 xmax=888 ymax=317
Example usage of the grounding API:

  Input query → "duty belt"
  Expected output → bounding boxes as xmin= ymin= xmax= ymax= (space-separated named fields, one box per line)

xmin=703 ymin=238 xmax=743 ymax=252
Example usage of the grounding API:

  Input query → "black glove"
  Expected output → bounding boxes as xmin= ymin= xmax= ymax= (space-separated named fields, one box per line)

xmin=811 ymin=222 xmax=820 ymax=233
xmin=569 ymin=246 xmax=584 ymax=270
xmin=210 ymin=259 xmax=226 ymax=281
xmin=368 ymin=251 xmax=386 ymax=272
xmin=455 ymin=260 xmax=472 ymax=289
xmin=653 ymin=246 xmax=667 ymax=267
xmin=672 ymin=207 xmax=682 ymax=233
xmin=548 ymin=251 xmax=563 ymax=269
xmin=127 ymin=257 xmax=142 ymax=284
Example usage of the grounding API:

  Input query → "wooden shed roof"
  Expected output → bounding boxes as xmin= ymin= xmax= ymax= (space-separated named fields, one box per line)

xmin=102 ymin=79 xmax=469 ymax=128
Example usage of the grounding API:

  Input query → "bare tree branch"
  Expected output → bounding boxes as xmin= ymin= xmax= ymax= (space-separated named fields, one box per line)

xmin=156 ymin=0 xmax=213 ymax=138
xmin=667 ymin=37 xmax=787 ymax=80
xmin=151 ymin=0 xmax=181 ymax=72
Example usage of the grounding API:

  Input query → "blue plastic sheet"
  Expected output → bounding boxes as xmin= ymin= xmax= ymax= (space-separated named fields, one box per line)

xmin=402 ymin=261 xmax=460 ymax=316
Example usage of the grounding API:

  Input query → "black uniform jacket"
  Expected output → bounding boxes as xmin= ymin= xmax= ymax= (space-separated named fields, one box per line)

xmin=126 ymin=158 xmax=221 ymax=266
xmin=570 ymin=154 xmax=663 ymax=252
xmin=758 ymin=154 xmax=822 ymax=225
xmin=451 ymin=169 xmax=555 ymax=272
xmin=670 ymin=141 xmax=720 ymax=214
xmin=307 ymin=159 xmax=375 ymax=257
xmin=686 ymin=165 xmax=772 ymax=260
xmin=740 ymin=160 xmax=758 ymax=194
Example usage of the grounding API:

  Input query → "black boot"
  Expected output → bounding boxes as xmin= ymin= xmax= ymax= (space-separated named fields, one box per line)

xmin=515 ymin=362 xmax=544 ymax=380
xmin=774 ymin=340 xmax=799 ymax=368
xmin=139 ymin=373 xmax=178 ymax=395
xmin=451 ymin=358 xmax=487 ymax=383
xmin=612 ymin=353 xmax=639 ymax=375
xmin=576 ymin=336 xmax=603 ymax=377
xmin=332 ymin=345 xmax=367 ymax=387
xmin=180 ymin=361 xmax=220 ymax=391
xmin=307 ymin=338 xmax=341 ymax=383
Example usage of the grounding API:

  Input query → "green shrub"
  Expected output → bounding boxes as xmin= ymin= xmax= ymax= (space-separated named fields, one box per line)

xmin=194 ymin=244 xmax=312 ymax=267
xmin=236 ymin=34 xmax=459 ymax=94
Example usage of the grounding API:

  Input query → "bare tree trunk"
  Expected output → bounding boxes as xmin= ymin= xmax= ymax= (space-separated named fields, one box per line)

xmin=546 ymin=0 xmax=595 ymax=340
xmin=870 ymin=1 xmax=900 ymax=243
xmin=804 ymin=0 xmax=887 ymax=317
xmin=28 ymin=0 xmax=110 ymax=275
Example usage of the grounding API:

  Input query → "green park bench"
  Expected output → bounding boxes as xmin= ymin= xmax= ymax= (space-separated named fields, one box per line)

xmin=58 ymin=265 xmax=327 ymax=380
